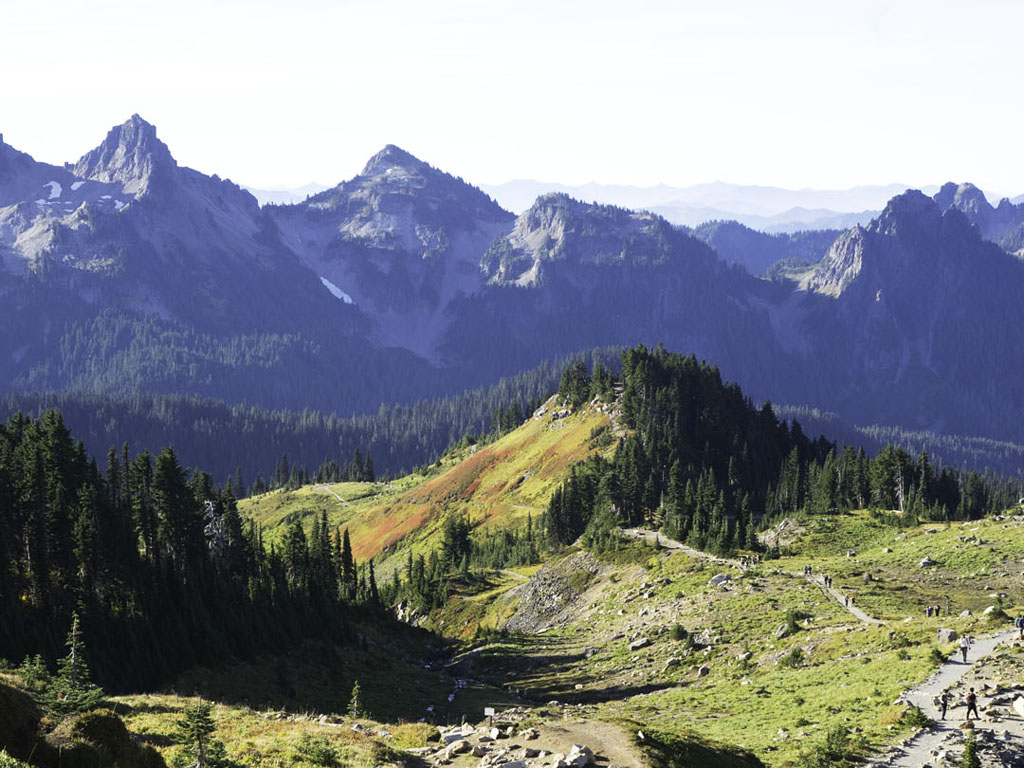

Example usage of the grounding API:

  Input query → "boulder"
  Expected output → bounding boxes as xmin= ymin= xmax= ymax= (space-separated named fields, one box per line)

xmin=443 ymin=739 xmax=470 ymax=759
xmin=775 ymin=623 xmax=791 ymax=640
xmin=937 ymin=628 xmax=958 ymax=643
xmin=472 ymin=744 xmax=489 ymax=757
xmin=1013 ymin=696 xmax=1024 ymax=718
xmin=662 ymin=657 xmax=682 ymax=672
xmin=738 ymin=651 xmax=753 ymax=662
xmin=696 ymin=665 xmax=710 ymax=677
xmin=708 ymin=573 xmax=732 ymax=587
xmin=519 ymin=727 xmax=539 ymax=740
xmin=567 ymin=744 xmax=596 ymax=767
xmin=982 ymin=605 xmax=997 ymax=615
xmin=628 ymin=637 xmax=651 ymax=651
xmin=495 ymin=762 xmax=528 ymax=768
xmin=919 ymin=557 xmax=937 ymax=567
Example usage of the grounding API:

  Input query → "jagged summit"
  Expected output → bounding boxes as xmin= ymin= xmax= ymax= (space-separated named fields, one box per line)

xmin=806 ymin=189 xmax=993 ymax=298
xmin=933 ymin=181 xmax=991 ymax=215
xmin=870 ymin=189 xmax=942 ymax=237
xmin=360 ymin=144 xmax=427 ymax=177
xmin=73 ymin=114 xmax=176 ymax=194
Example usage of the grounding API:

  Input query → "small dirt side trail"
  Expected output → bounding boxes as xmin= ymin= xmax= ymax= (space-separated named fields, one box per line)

xmin=312 ymin=484 xmax=350 ymax=506
xmin=870 ymin=628 xmax=1022 ymax=767
xmin=620 ymin=527 xmax=745 ymax=570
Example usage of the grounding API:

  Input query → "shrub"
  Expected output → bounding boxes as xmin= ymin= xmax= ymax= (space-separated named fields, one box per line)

xmin=294 ymin=733 xmax=339 ymax=767
xmin=929 ymin=646 xmax=948 ymax=665
xmin=669 ymin=624 xmax=689 ymax=642
xmin=961 ymin=731 xmax=981 ymax=768
xmin=801 ymin=724 xmax=856 ymax=767
xmin=902 ymin=705 xmax=933 ymax=730
xmin=785 ymin=609 xmax=808 ymax=634
xmin=0 ymin=751 xmax=29 ymax=768
xmin=780 ymin=647 xmax=805 ymax=668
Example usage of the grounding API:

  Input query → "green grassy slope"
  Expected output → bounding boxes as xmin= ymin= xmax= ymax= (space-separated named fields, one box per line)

xmin=241 ymin=397 xmax=615 ymax=569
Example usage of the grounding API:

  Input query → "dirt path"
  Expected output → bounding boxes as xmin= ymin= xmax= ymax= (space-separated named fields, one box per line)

xmin=803 ymin=573 xmax=885 ymax=625
xmin=311 ymin=484 xmax=349 ymax=506
xmin=620 ymin=528 xmax=744 ymax=570
xmin=534 ymin=720 xmax=645 ymax=768
xmin=620 ymin=529 xmax=884 ymax=627
xmin=871 ymin=628 xmax=1021 ymax=767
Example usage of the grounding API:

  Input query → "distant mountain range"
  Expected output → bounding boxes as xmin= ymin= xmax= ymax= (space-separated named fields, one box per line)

xmin=477 ymin=179 xmax=951 ymax=232
xmin=2 ymin=116 xmax=1024 ymax=448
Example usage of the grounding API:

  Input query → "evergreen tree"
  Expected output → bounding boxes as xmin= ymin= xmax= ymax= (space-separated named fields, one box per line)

xmin=173 ymin=698 xmax=231 ymax=768
xmin=43 ymin=612 xmax=105 ymax=717
xmin=348 ymin=680 xmax=363 ymax=718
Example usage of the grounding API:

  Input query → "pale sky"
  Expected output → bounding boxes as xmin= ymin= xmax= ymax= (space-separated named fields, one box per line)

xmin=2 ymin=0 xmax=1022 ymax=195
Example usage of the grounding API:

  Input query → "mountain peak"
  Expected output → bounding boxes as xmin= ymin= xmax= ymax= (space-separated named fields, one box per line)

xmin=360 ymin=144 xmax=426 ymax=177
xmin=73 ymin=114 xmax=176 ymax=193
xmin=933 ymin=181 xmax=992 ymax=217
xmin=871 ymin=189 xmax=942 ymax=238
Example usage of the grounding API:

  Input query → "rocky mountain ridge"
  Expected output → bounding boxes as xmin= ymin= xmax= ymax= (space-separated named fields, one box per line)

xmin=1 ymin=117 xmax=1023 ymax=442
xmin=933 ymin=180 xmax=1024 ymax=255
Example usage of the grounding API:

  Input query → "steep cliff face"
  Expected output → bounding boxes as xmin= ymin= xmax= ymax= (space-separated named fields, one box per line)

xmin=480 ymin=193 xmax=699 ymax=287
xmin=801 ymin=190 xmax=1024 ymax=433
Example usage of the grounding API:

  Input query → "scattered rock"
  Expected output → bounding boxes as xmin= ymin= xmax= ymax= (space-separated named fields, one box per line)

xmin=696 ymin=665 xmax=710 ymax=677
xmin=628 ymin=637 xmax=651 ymax=651
xmin=443 ymin=739 xmax=470 ymax=759
xmin=937 ymin=628 xmax=959 ymax=643
xmin=919 ymin=557 xmax=938 ymax=567
xmin=566 ymin=743 xmax=596 ymax=767
xmin=708 ymin=573 xmax=732 ymax=587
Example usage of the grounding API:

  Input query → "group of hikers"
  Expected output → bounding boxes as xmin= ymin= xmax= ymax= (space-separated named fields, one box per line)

xmin=937 ymin=688 xmax=979 ymax=721
xmin=738 ymin=555 xmax=760 ymax=567
xmin=925 ymin=604 xmax=943 ymax=618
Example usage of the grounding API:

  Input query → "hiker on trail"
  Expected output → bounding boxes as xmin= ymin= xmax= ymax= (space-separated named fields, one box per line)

xmin=844 ymin=595 xmax=849 ymax=607
xmin=960 ymin=635 xmax=971 ymax=663
xmin=935 ymin=605 xmax=940 ymax=618
xmin=965 ymin=688 xmax=979 ymax=720
xmin=939 ymin=690 xmax=949 ymax=720
xmin=926 ymin=605 xmax=933 ymax=618
xmin=1016 ymin=615 xmax=1024 ymax=639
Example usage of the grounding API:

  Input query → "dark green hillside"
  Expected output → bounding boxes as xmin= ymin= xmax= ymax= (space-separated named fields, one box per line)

xmin=543 ymin=346 xmax=1020 ymax=554
xmin=0 ymin=411 xmax=404 ymax=696
xmin=0 ymin=348 xmax=623 ymax=487
xmin=690 ymin=219 xmax=839 ymax=276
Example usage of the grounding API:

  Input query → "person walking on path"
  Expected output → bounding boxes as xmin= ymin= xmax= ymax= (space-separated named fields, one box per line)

xmin=965 ymin=688 xmax=979 ymax=720
xmin=939 ymin=690 xmax=949 ymax=720
xmin=960 ymin=635 xmax=971 ymax=662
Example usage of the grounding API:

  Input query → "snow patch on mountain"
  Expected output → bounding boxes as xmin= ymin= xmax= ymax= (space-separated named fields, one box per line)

xmin=44 ymin=181 xmax=62 ymax=199
xmin=70 ymin=181 xmax=86 ymax=191
xmin=319 ymin=276 xmax=354 ymax=304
